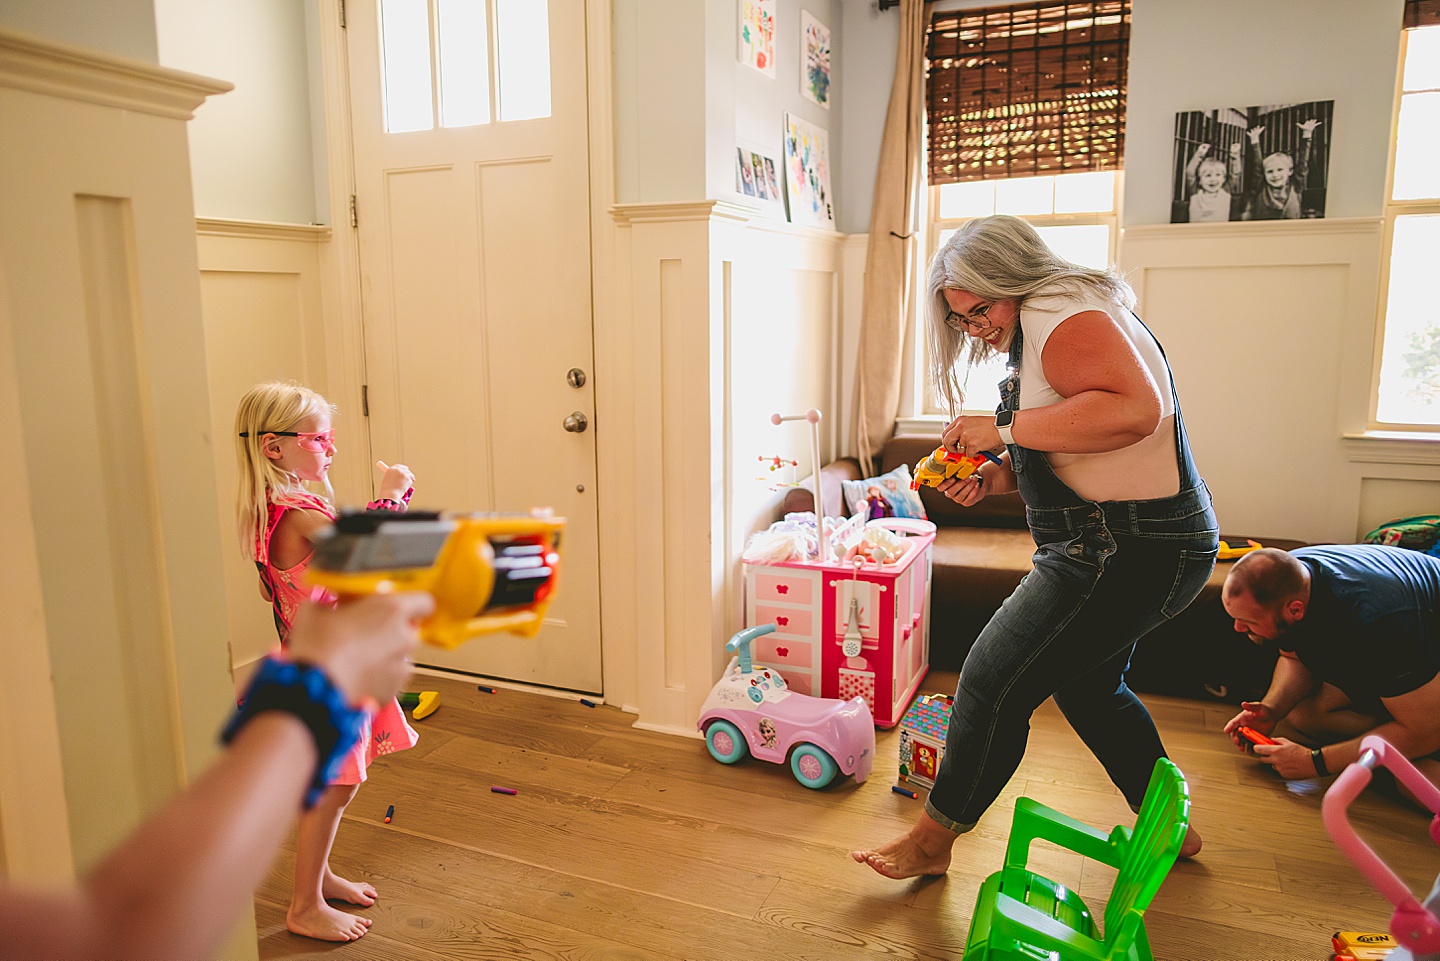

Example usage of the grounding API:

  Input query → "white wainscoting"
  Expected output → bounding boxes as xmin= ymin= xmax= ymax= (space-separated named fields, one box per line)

xmin=606 ymin=202 xmax=843 ymax=735
xmin=1122 ymin=218 xmax=1440 ymax=545
xmin=0 ymin=27 xmax=239 ymax=917
xmin=194 ymin=220 xmax=353 ymax=673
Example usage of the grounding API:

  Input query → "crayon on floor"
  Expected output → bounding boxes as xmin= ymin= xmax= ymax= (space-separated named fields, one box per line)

xmin=891 ymin=785 xmax=918 ymax=799
xmin=580 ymin=698 xmax=597 ymax=708
xmin=490 ymin=785 xmax=518 ymax=795
xmin=477 ymin=685 xmax=496 ymax=693
xmin=384 ymin=804 xmax=394 ymax=823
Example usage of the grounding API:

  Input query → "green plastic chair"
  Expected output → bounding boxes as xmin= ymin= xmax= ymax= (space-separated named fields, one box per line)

xmin=961 ymin=758 xmax=1190 ymax=961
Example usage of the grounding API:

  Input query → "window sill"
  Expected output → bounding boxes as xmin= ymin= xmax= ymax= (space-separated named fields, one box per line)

xmin=1341 ymin=431 xmax=1440 ymax=466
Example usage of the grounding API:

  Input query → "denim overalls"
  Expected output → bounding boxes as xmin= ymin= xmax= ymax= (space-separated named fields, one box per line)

xmin=925 ymin=311 xmax=1220 ymax=833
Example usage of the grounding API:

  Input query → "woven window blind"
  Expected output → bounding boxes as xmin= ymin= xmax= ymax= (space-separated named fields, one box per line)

xmin=1406 ymin=0 xmax=1440 ymax=28
xmin=925 ymin=1 xmax=1130 ymax=185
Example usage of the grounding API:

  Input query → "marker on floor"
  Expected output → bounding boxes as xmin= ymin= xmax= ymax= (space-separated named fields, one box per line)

xmin=580 ymin=698 xmax=597 ymax=708
xmin=384 ymin=804 xmax=395 ymax=823
xmin=477 ymin=684 xmax=496 ymax=694
xmin=891 ymin=785 xmax=918 ymax=799
xmin=491 ymin=785 xmax=518 ymax=796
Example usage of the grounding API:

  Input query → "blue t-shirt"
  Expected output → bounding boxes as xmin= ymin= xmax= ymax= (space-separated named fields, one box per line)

xmin=1282 ymin=545 xmax=1440 ymax=702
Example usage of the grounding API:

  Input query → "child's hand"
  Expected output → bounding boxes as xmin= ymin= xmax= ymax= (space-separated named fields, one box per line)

xmin=1194 ymin=143 xmax=1210 ymax=158
xmin=288 ymin=593 xmax=433 ymax=705
xmin=1229 ymin=142 xmax=1242 ymax=155
xmin=376 ymin=460 xmax=415 ymax=503
xmin=1247 ymin=125 xmax=1265 ymax=143
xmin=1297 ymin=118 xmax=1322 ymax=138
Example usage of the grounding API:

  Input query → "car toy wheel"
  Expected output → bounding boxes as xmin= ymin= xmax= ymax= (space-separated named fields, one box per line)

xmin=705 ymin=720 xmax=748 ymax=764
xmin=790 ymin=743 xmax=838 ymax=789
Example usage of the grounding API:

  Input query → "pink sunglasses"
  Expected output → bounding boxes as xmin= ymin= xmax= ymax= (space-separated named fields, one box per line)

xmin=240 ymin=428 xmax=336 ymax=453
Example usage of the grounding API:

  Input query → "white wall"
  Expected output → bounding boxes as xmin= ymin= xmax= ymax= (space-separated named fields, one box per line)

xmin=154 ymin=0 xmax=322 ymax=224
xmin=836 ymin=0 xmax=897 ymax=235
xmin=1124 ymin=0 xmax=1403 ymax=225
xmin=0 ymin=0 xmax=156 ymax=62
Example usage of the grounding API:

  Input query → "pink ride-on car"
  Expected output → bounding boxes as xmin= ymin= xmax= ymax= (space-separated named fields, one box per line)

xmin=698 ymin=624 xmax=875 ymax=789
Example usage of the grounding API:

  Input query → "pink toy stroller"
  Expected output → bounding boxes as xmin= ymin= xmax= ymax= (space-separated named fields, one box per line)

xmin=1324 ymin=735 xmax=1440 ymax=960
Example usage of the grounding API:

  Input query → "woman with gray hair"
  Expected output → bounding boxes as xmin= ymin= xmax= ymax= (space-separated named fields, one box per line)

xmin=852 ymin=215 xmax=1217 ymax=878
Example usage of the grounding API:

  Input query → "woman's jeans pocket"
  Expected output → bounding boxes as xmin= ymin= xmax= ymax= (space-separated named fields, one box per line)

xmin=1160 ymin=546 xmax=1219 ymax=619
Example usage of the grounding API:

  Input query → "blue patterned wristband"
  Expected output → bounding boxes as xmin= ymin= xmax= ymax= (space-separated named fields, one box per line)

xmin=222 ymin=657 xmax=366 ymax=808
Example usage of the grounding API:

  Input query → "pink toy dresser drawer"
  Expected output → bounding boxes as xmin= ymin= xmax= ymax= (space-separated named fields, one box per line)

xmin=754 ymin=604 xmax=815 ymax=639
xmin=752 ymin=572 xmax=813 ymax=605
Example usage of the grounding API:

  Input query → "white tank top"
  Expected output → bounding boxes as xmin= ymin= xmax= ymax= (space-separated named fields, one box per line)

xmin=1017 ymin=291 xmax=1181 ymax=502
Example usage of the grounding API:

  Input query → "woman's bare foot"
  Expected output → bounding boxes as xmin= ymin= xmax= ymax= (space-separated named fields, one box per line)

xmin=1179 ymin=823 xmax=1202 ymax=859
xmin=323 ymin=869 xmax=378 ymax=906
xmin=286 ymin=901 xmax=372 ymax=941
xmin=849 ymin=814 xmax=957 ymax=879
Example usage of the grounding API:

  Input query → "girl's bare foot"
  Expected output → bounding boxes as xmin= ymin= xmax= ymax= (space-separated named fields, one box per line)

xmin=286 ymin=901 xmax=372 ymax=941
xmin=323 ymin=870 xmax=378 ymax=906
xmin=849 ymin=815 xmax=957 ymax=879
xmin=1180 ymin=823 xmax=1202 ymax=858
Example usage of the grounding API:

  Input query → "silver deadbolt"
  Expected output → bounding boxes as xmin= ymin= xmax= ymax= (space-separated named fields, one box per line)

xmin=566 ymin=367 xmax=587 ymax=388
xmin=563 ymin=411 xmax=589 ymax=433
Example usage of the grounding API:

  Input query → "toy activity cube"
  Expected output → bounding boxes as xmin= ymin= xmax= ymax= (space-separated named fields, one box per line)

xmin=897 ymin=692 xmax=953 ymax=789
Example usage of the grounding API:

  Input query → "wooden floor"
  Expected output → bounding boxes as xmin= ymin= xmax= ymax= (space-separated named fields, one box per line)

xmin=256 ymin=670 xmax=1440 ymax=960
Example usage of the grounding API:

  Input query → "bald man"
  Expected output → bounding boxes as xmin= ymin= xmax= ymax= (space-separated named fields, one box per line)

xmin=1220 ymin=545 xmax=1440 ymax=786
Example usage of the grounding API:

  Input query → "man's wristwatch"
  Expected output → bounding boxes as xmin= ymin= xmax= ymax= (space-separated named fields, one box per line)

xmin=995 ymin=409 xmax=1016 ymax=447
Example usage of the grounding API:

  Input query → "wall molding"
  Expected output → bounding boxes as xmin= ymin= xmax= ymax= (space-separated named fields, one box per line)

xmin=1123 ymin=216 xmax=1384 ymax=243
xmin=0 ymin=27 xmax=230 ymax=120
xmin=196 ymin=218 xmax=331 ymax=243
xmin=611 ymin=200 xmax=846 ymax=244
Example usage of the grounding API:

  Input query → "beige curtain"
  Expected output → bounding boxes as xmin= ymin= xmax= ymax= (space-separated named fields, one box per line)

xmin=851 ymin=0 xmax=927 ymax=477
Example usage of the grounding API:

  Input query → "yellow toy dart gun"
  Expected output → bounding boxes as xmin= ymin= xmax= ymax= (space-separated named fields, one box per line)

xmin=306 ymin=509 xmax=563 ymax=649
xmin=910 ymin=445 xmax=1003 ymax=490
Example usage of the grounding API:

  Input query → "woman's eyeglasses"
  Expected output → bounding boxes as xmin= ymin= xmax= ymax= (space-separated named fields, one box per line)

xmin=240 ymin=429 xmax=336 ymax=452
xmin=943 ymin=301 xmax=996 ymax=334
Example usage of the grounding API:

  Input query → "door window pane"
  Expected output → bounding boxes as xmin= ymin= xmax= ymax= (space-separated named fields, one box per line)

xmin=496 ymin=0 xmax=552 ymax=122
xmin=1053 ymin=171 xmax=1116 ymax=213
xmin=1034 ymin=225 xmax=1111 ymax=268
xmin=438 ymin=0 xmax=491 ymax=127
xmin=380 ymin=0 xmax=434 ymax=133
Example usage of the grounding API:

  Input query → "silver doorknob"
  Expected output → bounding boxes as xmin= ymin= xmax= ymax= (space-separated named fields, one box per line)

xmin=566 ymin=367 xmax=587 ymax=388
xmin=563 ymin=411 xmax=589 ymax=433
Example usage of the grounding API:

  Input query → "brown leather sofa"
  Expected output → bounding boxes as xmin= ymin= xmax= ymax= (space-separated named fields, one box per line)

xmin=783 ymin=434 xmax=1296 ymax=701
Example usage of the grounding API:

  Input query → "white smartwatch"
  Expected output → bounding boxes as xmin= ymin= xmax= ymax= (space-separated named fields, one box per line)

xmin=995 ymin=409 xmax=1016 ymax=447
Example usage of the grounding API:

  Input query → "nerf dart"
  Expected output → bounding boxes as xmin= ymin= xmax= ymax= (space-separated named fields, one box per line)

xmin=398 ymin=690 xmax=440 ymax=720
xmin=306 ymin=509 xmax=564 ymax=649
xmin=911 ymin=445 xmax=1003 ymax=490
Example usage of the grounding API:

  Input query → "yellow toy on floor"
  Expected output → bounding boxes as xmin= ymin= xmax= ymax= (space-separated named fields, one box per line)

xmin=398 ymin=691 xmax=440 ymax=719
xmin=307 ymin=509 xmax=564 ymax=649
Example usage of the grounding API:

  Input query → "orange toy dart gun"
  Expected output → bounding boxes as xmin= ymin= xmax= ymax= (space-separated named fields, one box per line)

xmin=306 ymin=510 xmax=563 ymax=649
xmin=910 ymin=445 xmax=1003 ymax=490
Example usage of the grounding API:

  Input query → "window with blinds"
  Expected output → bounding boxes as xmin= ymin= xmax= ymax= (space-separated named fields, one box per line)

xmin=1406 ymin=0 xmax=1440 ymax=29
xmin=925 ymin=1 xmax=1130 ymax=185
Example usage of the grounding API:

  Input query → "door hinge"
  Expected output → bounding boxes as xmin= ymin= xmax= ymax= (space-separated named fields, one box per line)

xmin=349 ymin=194 xmax=358 ymax=228
xmin=362 ymin=384 xmax=369 ymax=417
xmin=339 ymin=0 xmax=347 ymax=28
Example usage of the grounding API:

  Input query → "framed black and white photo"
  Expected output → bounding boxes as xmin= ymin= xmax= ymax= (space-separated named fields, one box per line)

xmin=1170 ymin=100 xmax=1334 ymax=223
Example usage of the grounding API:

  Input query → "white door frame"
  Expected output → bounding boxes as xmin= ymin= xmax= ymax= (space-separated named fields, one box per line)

xmin=310 ymin=0 xmax=633 ymax=702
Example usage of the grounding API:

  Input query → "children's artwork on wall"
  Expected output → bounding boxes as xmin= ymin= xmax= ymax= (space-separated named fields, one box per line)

xmin=1170 ymin=100 xmax=1334 ymax=223
xmin=800 ymin=11 xmax=831 ymax=108
xmin=736 ymin=144 xmax=786 ymax=218
xmin=783 ymin=113 xmax=834 ymax=229
xmin=739 ymin=0 xmax=777 ymax=77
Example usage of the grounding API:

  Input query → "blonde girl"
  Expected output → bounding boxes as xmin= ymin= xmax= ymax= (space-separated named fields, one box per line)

xmin=235 ymin=380 xmax=418 ymax=942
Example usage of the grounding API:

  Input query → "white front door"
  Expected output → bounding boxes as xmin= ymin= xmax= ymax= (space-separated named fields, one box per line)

xmin=346 ymin=0 xmax=601 ymax=692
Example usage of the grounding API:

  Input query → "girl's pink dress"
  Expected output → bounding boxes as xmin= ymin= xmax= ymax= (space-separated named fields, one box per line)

xmin=257 ymin=492 xmax=418 ymax=784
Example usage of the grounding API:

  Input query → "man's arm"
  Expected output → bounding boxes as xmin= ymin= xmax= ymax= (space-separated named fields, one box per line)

xmin=1224 ymin=650 xmax=1319 ymax=738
